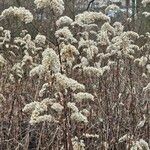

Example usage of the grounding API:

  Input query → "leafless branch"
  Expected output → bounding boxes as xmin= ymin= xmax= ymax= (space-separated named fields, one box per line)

xmin=86 ymin=0 xmax=95 ymax=10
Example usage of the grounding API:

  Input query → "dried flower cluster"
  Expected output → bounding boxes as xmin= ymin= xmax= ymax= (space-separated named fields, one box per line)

xmin=0 ymin=1 xmax=150 ymax=149
xmin=75 ymin=11 xmax=110 ymax=25
xmin=105 ymin=4 xmax=120 ymax=14
xmin=142 ymin=0 xmax=150 ymax=7
xmin=56 ymin=16 xmax=73 ymax=27
xmin=34 ymin=0 xmax=64 ymax=15
xmin=0 ymin=6 xmax=33 ymax=23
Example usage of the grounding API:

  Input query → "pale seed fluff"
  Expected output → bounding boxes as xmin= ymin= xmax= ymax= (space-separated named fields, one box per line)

xmin=55 ymin=27 xmax=72 ymax=38
xmin=142 ymin=0 xmax=150 ymax=7
xmin=102 ymin=65 xmax=110 ymax=74
xmin=34 ymin=34 xmax=46 ymax=45
xmin=21 ymin=52 xmax=33 ymax=67
xmin=23 ymin=101 xmax=48 ymax=120
xmin=125 ymin=31 xmax=139 ymax=40
xmin=143 ymin=82 xmax=150 ymax=92
xmin=139 ymin=139 xmax=150 ymax=150
xmin=134 ymin=56 xmax=148 ymax=67
xmin=0 ymin=26 xmax=3 ymax=31
xmin=83 ymin=66 xmax=103 ymax=77
xmin=130 ymin=141 xmax=142 ymax=150
xmin=72 ymin=137 xmax=85 ymax=150
xmin=31 ymin=115 xmax=53 ymax=124
xmin=0 ymin=54 xmax=7 ymax=66
xmin=56 ymin=16 xmax=73 ymax=27
xmin=119 ymin=134 xmax=130 ymax=143
xmin=14 ymin=37 xmax=26 ymax=45
xmin=34 ymin=102 xmax=48 ymax=113
xmin=81 ymin=109 xmax=90 ymax=117
xmin=29 ymin=64 xmax=46 ymax=77
xmin=81 ymin=57 xmax=89 ymax=66
xmin=1 ymin=30 xmax=11 ymax=43
xmin=136 ymin=115 xmax=146 ymax=129
xmin=67 ymin=102 xmax=79 ymax=112
xmin=39 ymin=83 xmax=49 ymax=97
xmin=113 ymin=22 xmax=124 ymax=36
xmin=142 ymin=73 xmax=148 ymax=78
xmin=75 ymin=11 xmax=110 ymax=25
xmin=29 ymin=110 xmax=40 ymax=125
xmin=54 ymin=73 xmax=85 ymax=91
xmin=60 ymin=43 xmax=79 ymax=65
xmin=23 ymin=98 xmax=56 ymax=123
xmin=14 ymin=34 xmax=36 ymax=52
xmin=83 ymin=133 xmax=99 ymax=138
xmin=42 ymin=48 xmax=60 ymax=73
xmin=84 ymin=45 xmax=98 ymax=60
xmin=105 ymin=4 xmax=120 ymax=14
xmin=78 ymin=38 xmax=96 ymax=50
xmin=34 ymin=0 xmax=64 ymax=15
xmin=101 ymin=22 xmax=115 ymax=35
xmin=51 ymin=103 xmax=64 ymax=113
xmin=135 ymin=141 xmax=143 ymax=150
xmin=97 ymin=30 xmax=110 ymax=46
xmin=23 ymin=101 xmax=39 ymax=112
xmin=55 ymin=27 xmax=77 ymax=43
xmin=103 ymin=142 xmax=109 ymax=150
xmin=74 ymin=92 xmax=94 ymax=103
xmin=146 ymin=64 xmax=150 ymax=73
xmin=0 ymin=6 xmax=33 ymax=24
xmin=23 ymin=97 xmax=57 ymax=125
xmin=127 ymin=17 xmax=132 ymax=23
xmin=41 ymin=98 xmax=56 ymax=106
xmin=143 ymin=12 xmax=150 ymax=17
xmin=61 ymin=43 xmax=79 ymax=56
xmin=9 ymin=74 xmax=15 ymax=83
xmin=23 ymin=33 xmax=32 ymax=41
xmin=23 ymin=101 xmax=50 ymax=125
xmin=12 ymin=63 xmax=23 ymax=79
xmin=71 ymin=112 xmax=88 ymax=123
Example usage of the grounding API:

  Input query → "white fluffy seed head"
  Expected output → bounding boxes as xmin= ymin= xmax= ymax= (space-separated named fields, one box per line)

xmin=139 ymin=139 xmax=150 ymax=150
xmin=105 ymin=4 xmax=120 ymax=14
xmin=56 ymin=16 xmax=73 ymax=27
xmin=71 ymin=112 xmax=88 ymax=123
xmin=75 ymin=11 xmax=110 ymax=25
xmin=0 ymin=7 xmax=33 ymax=23
xmin=51 ymin=103 xmax=64 ymax=113
xmin=0 ymin=54 xmax=7 ymax=66
xmin=72 ymin=137 xmax=85 ymax=150
xmin=142 ymin=0 xmax=150 ymax=7
xmin=30 ymin=65 xmax=46 ymax=77
xmin=74 ymin=92 xmax=94 ymax=103
xmin=42 ymin=48 xmax=60 ymax=73
xmin=67 ymin=102 xmax=79 ymax=112
xmin=54 ymin=73 xmax=85 ymax=91
xmin=35 ymin=34 xmax=46 ymax=45
xmin=34 ymin=0 xmax=64 ymax=15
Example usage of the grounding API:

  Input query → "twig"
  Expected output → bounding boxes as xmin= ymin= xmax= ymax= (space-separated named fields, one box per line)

xmin=86 ymin=0 xmax=95 ymax=10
